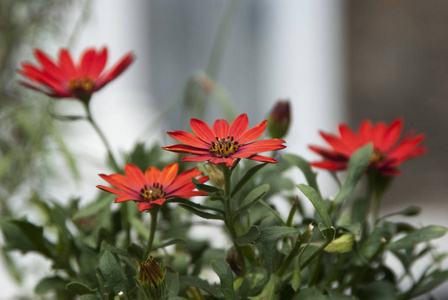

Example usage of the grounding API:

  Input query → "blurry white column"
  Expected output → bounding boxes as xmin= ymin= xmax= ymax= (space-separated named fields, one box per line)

xmin=258 ymin=0 xmax=346 ymax=196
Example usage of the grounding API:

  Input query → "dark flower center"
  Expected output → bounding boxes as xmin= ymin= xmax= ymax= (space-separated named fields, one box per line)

xmin=68 ymin=78 xmax=94 ymax=98
xmin=140 ymin=183 xmax=165 ymax=202
xmin=210 ymin=136 xmax=240 ymax=158
xmin=370 ymin=148 xmax=386 ymax=163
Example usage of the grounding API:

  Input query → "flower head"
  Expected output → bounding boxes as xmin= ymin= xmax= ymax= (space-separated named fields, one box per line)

xmin=162 ymin=114 xmax=286 ymax=167
xmin=97 ymin=163 xmax=208 ymax=211
xmin=138 ymin=256 xmax=166 ymax=299
xmin=309 ymin=118 xmax=428 ymax=176
xmin=17 ymin=47 xmax=134 ymax=101
xmin=267 ymin=100 xmax=291 ymax=139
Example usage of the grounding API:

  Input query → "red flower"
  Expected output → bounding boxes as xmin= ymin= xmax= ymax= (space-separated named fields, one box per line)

xmin=162 ymin=114 xmax=286 ymax=167
xmin=97 ymin=163 xmax=208 ymax=211
xmin=309 ymin=118 xmax=428 ymax=176
xmin=17 ymin=47 xmax=134 ymax=101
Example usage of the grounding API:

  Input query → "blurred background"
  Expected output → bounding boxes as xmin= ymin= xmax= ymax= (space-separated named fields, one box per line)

xmin=1 ymin=0 xmax=447 ymax=298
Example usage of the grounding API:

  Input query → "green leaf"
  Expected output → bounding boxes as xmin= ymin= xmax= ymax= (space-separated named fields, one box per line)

xmin=231 ymin=163 xmax=267 ymax=197
xmin=153 ymin=238 xmax=187 ymax=251
xmin=297 ymin=184 xmax=332 ymax=227
xmin=211 ymin=260 xmax=236 ymax=300
xmin=165 ymin=272 xmax=180 ymax=299
xmin=248 ymin=274 xmax=280 ymax=300
xmin=360 ymin=226 xmax=392 ymax=262
xmin=35 ymin=276 xmax=69 ymax=294
xmin=282 ymin=153 xmax=320 ymax=196
xmin=180 ymin=276 xmax=222 ymax=296
xmin=80 ymin=295 xmax=101 ymax=300
xmin=73 ymin=195 xmax=111 ymax=220
xmin=1 ymin=218 xmax=54 ymax=258
xmin=238 ymin=267 xmax=268 ymax=297
xmin=409 ymin=270 xmax=448 ymax=298
xmin=235 ymin=226 xmax=261 ymax=246
xmin=334 ymin=144 xmax=373 ymax=205
xmin=356 ymin=281 xmax=396 ymax=300
xmin=292 ymin=260 xmax=301 ymax=292
xmin=256 ymin=226 xmax=301 ymax=243
xmin=66 ymin=282 xmax=97 ymax=295
xmin=297 ymin=287 xmax=329 ymax=300
xmin=98 ymin=250 xmax=127 ymax=294
xmin=168 ymin=197 xmax=224 ymax=214
xmin=179 ymin=204 xmax=224 ymax=220
xmin=328 ymin=290 xmax=358 ymax=300
xmin=236 ymin=184 xmax=269 ymax=213
xmin=127 ymin=243 xmax=145 ymax=260
xmin=324 ymin=234 xmax=354 ymax=253
xmin=192 ymin=177 xmax=222 ymax=193
xmin=387 ymin=225 xmax=447 ymax=250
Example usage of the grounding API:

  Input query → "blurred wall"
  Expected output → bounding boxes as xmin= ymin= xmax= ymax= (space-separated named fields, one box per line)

xmin=347 ymin=1 xmax=448 ymax=211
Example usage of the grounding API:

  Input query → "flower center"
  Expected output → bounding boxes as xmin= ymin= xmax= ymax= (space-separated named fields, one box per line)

xmin=68 ymin=78 xmax=94 ymax=98
xmin=210 ymin=136 xmax=240 ymax=158
xmin=140 ymin=183 xmax=165 ymax=202
xmin=370 ymin=148 xmax=386 ymax=163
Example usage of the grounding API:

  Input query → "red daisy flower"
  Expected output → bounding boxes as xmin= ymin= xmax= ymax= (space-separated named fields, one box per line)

xmin=17 ymin=47 xmax=134 ymax=101
xmin=309 ymin=118 xmax=428 ymax=176
xmin=97 ymin=163 xmax=208 ymax=211
xmin=162 ymin=114 xmax=286 ymax=167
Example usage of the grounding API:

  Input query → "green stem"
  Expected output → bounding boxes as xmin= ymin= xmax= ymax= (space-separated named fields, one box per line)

xmin=144 ymin=208 xmax=159 ymax=260
xmin=82 ymin=102 xmax=131 ymax=245
xmin=82 ymin=102 xmax=120 ymax=172
xmin=220 ymin=164 xmax=246 ymax=273
xmin=276 ymin=238 xmax=301 ymax=277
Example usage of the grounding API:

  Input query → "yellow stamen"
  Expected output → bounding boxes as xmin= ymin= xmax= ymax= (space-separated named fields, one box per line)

xmin=210 ymin=135 xmax=240 ymax=158
xmin=68 ymin=78 xmax=94 ymax=97
xmin=370 ymin=148 xmax=386 ymax=163
xmin=140 ymin=183 xmax=165 ymax=202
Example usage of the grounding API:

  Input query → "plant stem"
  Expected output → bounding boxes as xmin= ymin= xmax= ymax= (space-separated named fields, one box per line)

xmin=82 ymin=102 xmax=120 ymax=172
xmin=82 ymin=102 xmax=131 ymax=245
xmin=144 ymin=208 xmax=159 ymax=260
xmin=276 ymin=238 xmax=301 ymax=277
xmin=220 ymin=164 xmax=246 ymax=273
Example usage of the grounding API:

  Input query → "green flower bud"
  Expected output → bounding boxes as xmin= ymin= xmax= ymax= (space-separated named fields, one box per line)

xmin=138 ymin=256 xmax=166 ymax=299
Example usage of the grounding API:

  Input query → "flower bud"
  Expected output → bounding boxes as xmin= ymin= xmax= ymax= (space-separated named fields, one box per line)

xmin=138 ymin=256 xmax=166 ymax=299
xmin=267 ymin=100 xmax=291 ymax=139
xmin=204 ymin=163 xmax=225 ymax=189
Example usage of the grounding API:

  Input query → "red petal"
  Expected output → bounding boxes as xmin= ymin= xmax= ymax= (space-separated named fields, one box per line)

xmin=309 ymin=145 xmax=348 ymax=162
xmin=229 ymin=114 xmax=249 ymax=140
xmin=97 ymin=52 xmax=134 ymax=89
xmin=387 ymin=134 xmax=425 ymax=161
xmin=181 ymin=155 xmax=214 ymax=162
xmin=339 ymin=124 xmax=360 ymax=150
xmin=162 ymin=144 xmax=209 ymax=155
xmin=35 ymin=49 xmax=68 ymax=81
xmin=319 ymin=131 xmax=352 ymax=156
xmin=166 ymin=130 xmax=209 ymax=148
xmin=382 ymin=118 xmax=403 ymax=151
xmin=96 ymin=185 xmax=136 ymax=199
xmin=145 ymin=167 xmax=161 ymax=186
xmin=310 ymin=161 xmax=347 ymax=171
xmin=159 ymin=163 xmax=179 ymax=187
xmin=359 ymin=120 xmax=373 ymax=144
xmin=238 ymin=120 xmax=268 ymax=144
xmin=190 ymin=118 xmax=216 ymax=142
xmin=124 ymin=164 xmax=147 ymax=187
xmin=248 ymin=155 xmax=278 ymax=163
xmin=99 ymin=173 xmax=139 ymax=195
xmin=79 ymin=48 xmax=96 ymax=77
xmin=59 ymin=49 xmax=77 ymax=77
xmin=213 ymin=119 xmax=230 ymax=138
xmin=372 ymin=122 xmax=387 ymax=150
xmin=235 ymin=139 xmax=286 ymax=157
xmin=89 ymin=47 xmax=108 ymax=78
